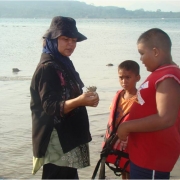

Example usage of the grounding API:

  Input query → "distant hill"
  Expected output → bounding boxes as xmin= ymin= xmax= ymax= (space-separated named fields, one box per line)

xmin=0 ymin=1 xmax=180 ymax=18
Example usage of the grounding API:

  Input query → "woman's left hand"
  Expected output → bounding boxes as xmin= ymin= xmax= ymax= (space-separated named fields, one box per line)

xmin=63 ymin=92 xmax=99 ymax=114
xmin=86 ymin=92 xmax=99 ymax=107
xmin=77 ymin=92 xmax=99 ymax=107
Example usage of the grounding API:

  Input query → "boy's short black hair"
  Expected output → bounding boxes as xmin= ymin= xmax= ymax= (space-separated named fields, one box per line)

xmin=118 ymin=60 xmax=140 ymax=75
xmin=137 ymin=28 xmax=172 ymax=51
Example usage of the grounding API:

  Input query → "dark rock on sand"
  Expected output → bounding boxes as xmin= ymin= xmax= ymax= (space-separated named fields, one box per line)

xmin=106 ymin=63 xmax=113 ymax=66
xmin=12 ymin=68 xmax=20 ymax=72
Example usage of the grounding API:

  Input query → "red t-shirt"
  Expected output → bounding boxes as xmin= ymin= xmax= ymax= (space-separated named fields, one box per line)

xmin=127 ymin=65 xmax=180 ymax=172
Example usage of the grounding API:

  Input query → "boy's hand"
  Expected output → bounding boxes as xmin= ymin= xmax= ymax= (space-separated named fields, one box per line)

xmin=120 ymin=138 xmax=128 ymax=151
xmin=117 ymin=122 xmax=129 ymax=141
xmin=114 ymin=138 xmax=128 ymax=151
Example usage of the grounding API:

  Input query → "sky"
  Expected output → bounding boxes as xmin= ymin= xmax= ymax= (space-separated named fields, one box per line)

xmin=78 ymin=0 xmax=180 ymax=12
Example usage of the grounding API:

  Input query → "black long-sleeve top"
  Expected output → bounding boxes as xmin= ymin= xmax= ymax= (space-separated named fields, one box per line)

xmin=30 ymin=53 xmax=91 ymax=157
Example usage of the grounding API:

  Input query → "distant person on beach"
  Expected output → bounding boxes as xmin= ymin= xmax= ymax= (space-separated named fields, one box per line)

xmin=30 ymin=16 xmax=99 ymax=179
xmin=117 ymin=28 xmax=180 ymax=179
xmin=102 ymin=60 xmax=140 ymax=179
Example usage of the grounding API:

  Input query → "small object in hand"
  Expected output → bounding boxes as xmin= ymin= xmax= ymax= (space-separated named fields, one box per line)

xmin=86 ymin=86 xmax=97 ymax=92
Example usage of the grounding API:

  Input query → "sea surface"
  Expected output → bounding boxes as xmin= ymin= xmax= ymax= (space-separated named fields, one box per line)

xmin=0 ymin=18 xmax=180 ymax=179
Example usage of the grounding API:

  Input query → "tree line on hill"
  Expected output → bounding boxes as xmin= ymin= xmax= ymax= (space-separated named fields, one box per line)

xmin=0 ymin=1 xmax=180 ymax=18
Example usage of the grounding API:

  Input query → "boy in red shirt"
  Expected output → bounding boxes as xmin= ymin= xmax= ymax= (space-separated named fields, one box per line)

xmin=117 ymin=28 xmax=180 ymax=179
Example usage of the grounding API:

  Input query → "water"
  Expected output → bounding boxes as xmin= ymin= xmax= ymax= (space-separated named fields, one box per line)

xmin=0 ymin=18 xmax=180 ymax=179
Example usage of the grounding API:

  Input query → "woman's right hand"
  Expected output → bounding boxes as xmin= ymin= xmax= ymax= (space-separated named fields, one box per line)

xmin=78 ymin=92 xmax=99 ymax=107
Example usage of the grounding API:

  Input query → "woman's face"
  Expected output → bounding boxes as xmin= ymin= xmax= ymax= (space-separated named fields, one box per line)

xmin=57 ymin=36 xmax=77 ymax=56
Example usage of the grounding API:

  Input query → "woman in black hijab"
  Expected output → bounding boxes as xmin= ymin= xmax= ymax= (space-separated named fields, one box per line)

xmin=30 ymin=16 xmax=99 ymax=179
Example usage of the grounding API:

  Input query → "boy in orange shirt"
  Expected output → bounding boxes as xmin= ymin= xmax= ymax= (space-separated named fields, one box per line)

xmin=103 ymin=60 xmax=140 ymax=179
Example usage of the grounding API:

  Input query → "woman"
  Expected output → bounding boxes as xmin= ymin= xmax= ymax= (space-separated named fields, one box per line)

xmin=30 ymin=16 xmax=99 ymax=179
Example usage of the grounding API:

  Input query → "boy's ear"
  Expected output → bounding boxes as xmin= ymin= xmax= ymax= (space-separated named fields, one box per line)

xmin=153 ymin=47 xmax=159 ymax=57
xmin=136 ymin=75 xmax=141 ymax=82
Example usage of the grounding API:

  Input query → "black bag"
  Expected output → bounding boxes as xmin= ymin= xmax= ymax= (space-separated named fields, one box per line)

xmin=91 ymin=113 xmax=130 ymax=179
